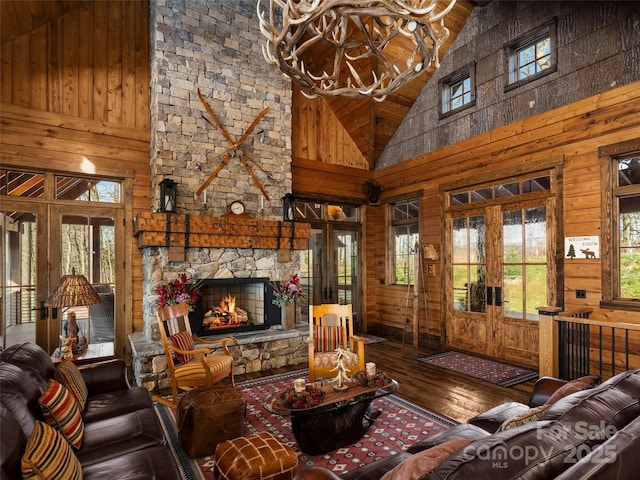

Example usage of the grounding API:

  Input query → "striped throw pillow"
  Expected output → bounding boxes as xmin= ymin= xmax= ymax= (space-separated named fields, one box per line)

xmin=22 ymin=421 xmax=82 ymax=480
xmin=55 ymin=361 xmax=88 ymax=410
xmin=39 ymin=379 xmax=84 ymax=449
xmin=171 ymin=330 xmax=195 ymax=363
xmin=314 ymin=325 xmax=346 ymax=352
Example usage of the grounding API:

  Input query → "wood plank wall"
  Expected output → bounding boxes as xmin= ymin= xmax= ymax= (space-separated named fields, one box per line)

xmin=291 ymin=157 xmax=372 ymax=203
xmin=0 ymin=1 xmax=151 ymax=338
xmin=366 ymin=81 xmax=640 ymax=340
xmin=292 ymin=86 xmax=370 ymax=171
xmin=1 ymin=0 xmax=149 ymax=129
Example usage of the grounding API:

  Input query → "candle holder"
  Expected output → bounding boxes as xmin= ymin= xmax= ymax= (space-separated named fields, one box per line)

xmin=294 ymin=378 xmax=306 ymax=393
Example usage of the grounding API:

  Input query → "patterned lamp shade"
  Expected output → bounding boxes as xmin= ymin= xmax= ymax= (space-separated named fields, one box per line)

xmin=45 ymin=268 xmax=101 ymax=308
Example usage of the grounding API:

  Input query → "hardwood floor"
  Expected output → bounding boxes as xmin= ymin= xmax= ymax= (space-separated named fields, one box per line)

xmin=237 ymin=338 xmax=537 ymax=424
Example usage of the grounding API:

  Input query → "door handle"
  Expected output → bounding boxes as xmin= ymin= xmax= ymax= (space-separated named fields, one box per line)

xmin=329 ymin=287 xmax=333 ymax=299
xmin=495 ymin=286 xmax=502 ymax=307
xmin=32 ymin=301 xmax=50 ymax=320
xmin=486 ymin=286 xmax=493 ymax=306
xmin=323 ymin=287 xmax=328 ymax=300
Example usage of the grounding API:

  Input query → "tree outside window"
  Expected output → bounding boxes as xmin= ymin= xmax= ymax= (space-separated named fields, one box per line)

xmin=391 ymin=199 xmax=419 ymax=285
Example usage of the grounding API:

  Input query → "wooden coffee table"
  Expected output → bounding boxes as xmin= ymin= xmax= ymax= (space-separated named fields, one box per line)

xmin=266 ymin=379 xmax=399 ymax=455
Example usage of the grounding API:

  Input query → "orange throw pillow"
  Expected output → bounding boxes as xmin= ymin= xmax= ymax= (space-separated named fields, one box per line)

xmin=39 ymin=380 xmax=84 ymax=449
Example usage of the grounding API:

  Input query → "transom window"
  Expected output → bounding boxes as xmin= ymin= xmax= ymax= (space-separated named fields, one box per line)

xmin=450 ymin=174 xmax=551 ymax=206
xmin=505 ymin=19 xmax=557 ymax=91
xmin=56 ymin=176 xmax=121 ymax=203
xmin=1 ymin=170 xmax=121 ymax=203
xmin=390 ymin=199 xmax=419 ymax=285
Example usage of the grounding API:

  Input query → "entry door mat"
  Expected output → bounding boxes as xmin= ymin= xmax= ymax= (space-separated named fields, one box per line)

xmin=155 ymin=369 xmax=457 ymax=479
xmin=417 ymin=351 xmax=538 ymax=387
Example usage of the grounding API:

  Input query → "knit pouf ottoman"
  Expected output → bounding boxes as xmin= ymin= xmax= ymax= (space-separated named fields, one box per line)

xmin=213 ymin=432 xmax=298 ymax=480
xmin=177 ymin=385 xmax=246 ymax=459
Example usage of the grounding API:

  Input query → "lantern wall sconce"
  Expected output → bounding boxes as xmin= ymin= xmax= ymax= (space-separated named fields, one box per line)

xmin=282 ymin=193 xmax=297 ymax=221
xmin=159 ymin=178 xmax=178 ymax=213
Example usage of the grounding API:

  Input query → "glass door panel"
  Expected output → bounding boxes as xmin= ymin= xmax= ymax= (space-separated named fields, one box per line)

xmin=58 ymin=211 xmax=116 ymax=344
xmin=502 ymin=207 xmax=547 ymax=320
xmin=1 ymin=209 xmax=39 ymax=348
xmin=303 ymin=228 xmax=324 ymax=311
xmin=334 ymin=229 xmax=357 ymax=308
xmin=452 ymin=215 xmax=486 ymax=313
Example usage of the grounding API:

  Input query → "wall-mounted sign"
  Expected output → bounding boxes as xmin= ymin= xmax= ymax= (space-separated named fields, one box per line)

xmin=565 ymin=236 xmax=600 ymax=259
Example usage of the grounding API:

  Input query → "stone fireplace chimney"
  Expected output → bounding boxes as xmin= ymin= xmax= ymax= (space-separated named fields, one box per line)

xmin=143 ymin=0 xmax=297 ymax=340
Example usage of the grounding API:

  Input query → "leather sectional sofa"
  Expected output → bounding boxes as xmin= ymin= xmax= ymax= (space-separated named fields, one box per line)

xmin=295 ymin=368 xmax=640 ymax=480
xmin=1 ymin=342 xmax=182 ymax=479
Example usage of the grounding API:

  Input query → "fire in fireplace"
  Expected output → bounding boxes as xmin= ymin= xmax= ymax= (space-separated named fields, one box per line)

xmin=188 ymin=278 xmax=281 ymax=336
xmin=203 ymin=295 xmax=248 ymax=329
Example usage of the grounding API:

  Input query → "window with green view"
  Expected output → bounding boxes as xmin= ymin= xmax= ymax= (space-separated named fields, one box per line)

xmin=391 ymin=199 xmax=419 ymax=285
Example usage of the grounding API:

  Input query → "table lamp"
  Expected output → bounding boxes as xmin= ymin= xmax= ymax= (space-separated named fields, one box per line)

xmin=45 ymin=268 xmax=101 ymax=354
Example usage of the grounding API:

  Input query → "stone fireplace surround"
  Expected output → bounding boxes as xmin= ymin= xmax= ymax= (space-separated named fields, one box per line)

xmin=129 ymin=241 xmax=309 ymax=392
xmin=129 ymin=0 xmax=309 ymax=392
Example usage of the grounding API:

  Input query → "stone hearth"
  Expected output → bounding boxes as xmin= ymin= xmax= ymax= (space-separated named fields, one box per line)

xmin=130 ymin=327 xmax=308 ymax=393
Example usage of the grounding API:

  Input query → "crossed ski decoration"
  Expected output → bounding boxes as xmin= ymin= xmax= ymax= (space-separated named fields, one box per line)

xmin=196 ymin=88 xmax=270 ymax=200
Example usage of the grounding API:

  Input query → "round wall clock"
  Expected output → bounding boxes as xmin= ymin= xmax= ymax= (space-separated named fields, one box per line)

xmin=229 ymin=200 xmax=246 ymax=215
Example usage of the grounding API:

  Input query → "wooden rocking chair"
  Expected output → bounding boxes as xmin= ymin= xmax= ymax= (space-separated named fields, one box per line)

xmin=154 ymin=303 xmax=235 ymax=408
xmin=308 ymin=304 xmax=365 ymax=382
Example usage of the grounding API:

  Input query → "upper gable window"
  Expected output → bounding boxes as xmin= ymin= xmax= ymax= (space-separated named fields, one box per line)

xmin=504 ymin=19 xmax=557 ymax=91
xmin=440 ymin=64 xmax=475 ymax=118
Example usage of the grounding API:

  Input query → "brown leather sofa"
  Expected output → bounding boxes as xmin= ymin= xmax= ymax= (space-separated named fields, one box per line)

xmin=294 ymin=369 xmax=640 ymax=480
xmin=0 ymin=342 xmax=182 ymax=479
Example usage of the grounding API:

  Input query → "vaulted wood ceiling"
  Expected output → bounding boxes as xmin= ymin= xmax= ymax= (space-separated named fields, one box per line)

xmin=314 ymin=0 xmax=480 ymax=168
xmin=1 ymin=0 xmax=482 ymax=169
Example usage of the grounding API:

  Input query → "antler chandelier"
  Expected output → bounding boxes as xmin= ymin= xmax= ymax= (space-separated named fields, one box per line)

xmin=257 ymin=0 xmax=456 ymax=101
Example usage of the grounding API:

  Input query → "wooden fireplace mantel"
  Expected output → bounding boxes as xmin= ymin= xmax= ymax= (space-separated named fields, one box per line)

xmin=134 ymin=212 xmax=310 ymax=250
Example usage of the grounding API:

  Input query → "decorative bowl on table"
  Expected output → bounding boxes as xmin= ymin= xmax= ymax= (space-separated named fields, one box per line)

xmin=352 ymin=369 xmax=392 ymax=388
xmin=274 ymin=384 xmax=326 ymax=410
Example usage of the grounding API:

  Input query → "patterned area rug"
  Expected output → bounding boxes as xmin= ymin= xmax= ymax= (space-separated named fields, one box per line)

xmin=417 ymin=351 xmax=538 ymax=387
xmin=155 ymin=369 xmax=457 ymax=479
xmin=356 ymin=333 xmax=388 ymax=344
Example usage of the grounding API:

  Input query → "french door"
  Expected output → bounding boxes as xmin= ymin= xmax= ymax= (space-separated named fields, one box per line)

xmin=446 ymin=197 xmax=556 ymax=367
xmin=1 ymin=202 xmax=121 ymax=352
xmin=300 ymin=202 xmax=360 ymax=329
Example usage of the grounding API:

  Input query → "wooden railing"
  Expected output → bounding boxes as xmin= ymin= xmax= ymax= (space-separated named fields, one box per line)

xmin=538 ymin=306 xmax=640 ymax=380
